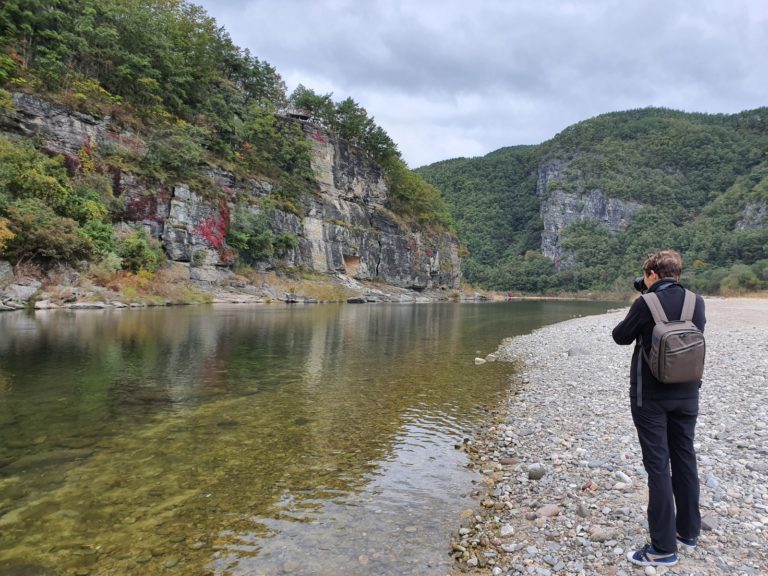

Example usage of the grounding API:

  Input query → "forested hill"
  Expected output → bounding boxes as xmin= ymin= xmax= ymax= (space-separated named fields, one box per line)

xmin=416 ymin=108 xmax=768 ymax=295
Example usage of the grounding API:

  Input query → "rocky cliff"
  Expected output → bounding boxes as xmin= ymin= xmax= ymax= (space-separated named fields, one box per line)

xmin=536 ymin=158 xmax=640 ymax=266
xmin=1 ymin=94 xmax=461 ymax=292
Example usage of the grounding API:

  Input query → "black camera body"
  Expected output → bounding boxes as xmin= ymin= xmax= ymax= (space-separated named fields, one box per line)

xmin=633 ymin=276 xmax=646 ymax=293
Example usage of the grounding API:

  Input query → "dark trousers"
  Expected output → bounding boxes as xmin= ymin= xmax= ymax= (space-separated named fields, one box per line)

xmin=630 ymin=395 xmax=701 ymax=553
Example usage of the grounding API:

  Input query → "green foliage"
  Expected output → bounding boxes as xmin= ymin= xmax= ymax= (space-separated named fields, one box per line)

xmin=68 ymin=173 xmax=113 ymax=223
xmin=289 ymin=84 xmax=334 ymax=125
xmin=0 ymin=136 xmax=71 ymax=210
xmin=142 ymin=122 xmax=208 ymax=182
xmin=2 ymin=198 xmax=90 ymax=263
xmin=80 ymin=219 xmax=115 ymax=256
xmin=236 ymin=103 xmax=315 ymax=203
xmin=416 ymin=146 xmax=540 ymax=287
xmin=0 ymin=88 xmax=13 ymax=113
xmin=0 ymin=0 xmax=288 ymax=141
xmin=115 ymin=228 xmax=163 ymax=272
xmin=287 ymin=85 xmax=399 ymax=164
xmin=560 ymin=219 xmax=622 ymax=289
xmin=227 ymin=205 xmax=298 ymax=263
xmin=0 ymin=135 xmax=118 ymax=265
xmin=0 ymin=53 xmax=20 ymax=85
xmin=382 ymin=155 xmax=452 ymax=228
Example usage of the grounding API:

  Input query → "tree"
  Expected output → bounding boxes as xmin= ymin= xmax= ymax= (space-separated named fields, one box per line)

xmin=288 ymin=84 xmax=334 ymax=126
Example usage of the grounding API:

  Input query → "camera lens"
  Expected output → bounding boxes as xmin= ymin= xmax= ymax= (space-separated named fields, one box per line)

xmin=633 ymin=276 xmax=646 ymax=293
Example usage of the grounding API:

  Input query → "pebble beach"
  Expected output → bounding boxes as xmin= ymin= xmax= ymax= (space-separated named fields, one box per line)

xmin=451 ymin=297 xmax=768 ymax=576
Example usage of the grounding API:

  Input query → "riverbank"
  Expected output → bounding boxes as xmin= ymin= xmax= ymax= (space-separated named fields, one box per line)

xmin=0 ymin=261 xmax=499 ymax=311
xmin=451 ymin=297 xmax=768 ymax=575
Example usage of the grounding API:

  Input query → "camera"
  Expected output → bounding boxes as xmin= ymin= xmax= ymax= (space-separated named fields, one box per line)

xmin=633 ymin=276 xmax=646 ymax=293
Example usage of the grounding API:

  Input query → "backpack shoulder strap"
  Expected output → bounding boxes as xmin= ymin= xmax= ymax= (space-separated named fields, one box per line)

xmin=680 ymin=289 xmax=696 ymax=322
xmin=641 ymin=292 xmax=668 ymax=323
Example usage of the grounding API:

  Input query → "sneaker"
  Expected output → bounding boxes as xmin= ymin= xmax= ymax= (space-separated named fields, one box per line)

xmin=677 ymin=534 xmax=697 ymax=550
xmin=627 ymin=544 xmax=679 ymax=566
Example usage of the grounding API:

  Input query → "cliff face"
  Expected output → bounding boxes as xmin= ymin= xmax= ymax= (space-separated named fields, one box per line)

xmin=536 ymin=158 xmax=640 ymax=265
xmin=736 ymin=201 xmax=768 ymax=230
xmin=2 ymin=94 xmax=461 ymax=291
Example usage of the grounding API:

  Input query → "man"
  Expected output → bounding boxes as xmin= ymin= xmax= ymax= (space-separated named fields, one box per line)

xmin=612 ymin=250 xmax=706 ymax=567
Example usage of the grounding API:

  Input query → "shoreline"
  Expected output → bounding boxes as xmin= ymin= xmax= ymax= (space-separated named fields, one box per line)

xmin=451 ymin=297 xmax=768 ymax=575
xmin=1 ymin=265 xmax=634 ymax=311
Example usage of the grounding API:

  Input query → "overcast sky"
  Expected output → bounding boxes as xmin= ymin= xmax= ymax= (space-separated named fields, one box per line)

xmin=193 ymin=0 xmax=768 ymax=168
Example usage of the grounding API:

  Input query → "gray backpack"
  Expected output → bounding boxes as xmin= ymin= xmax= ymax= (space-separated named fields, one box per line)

xmin=641 ymin=290 xmax=706 ymax=384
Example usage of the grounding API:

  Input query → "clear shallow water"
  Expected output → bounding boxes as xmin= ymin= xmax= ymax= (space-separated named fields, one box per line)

xmin=0 ymin=301 xmax=616 ymax=575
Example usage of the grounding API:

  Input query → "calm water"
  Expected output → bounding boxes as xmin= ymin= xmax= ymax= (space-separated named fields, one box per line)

xmin=0 ymin=301 xmax=615 ymax=575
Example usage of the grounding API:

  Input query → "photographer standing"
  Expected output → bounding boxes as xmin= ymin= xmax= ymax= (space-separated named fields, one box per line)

xmin=612 ymin=250 xmax=706 ymax=567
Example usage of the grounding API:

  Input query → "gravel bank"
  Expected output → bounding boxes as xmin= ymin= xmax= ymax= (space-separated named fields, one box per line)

xmin=451 ymin=297 xmax=768 ymax=576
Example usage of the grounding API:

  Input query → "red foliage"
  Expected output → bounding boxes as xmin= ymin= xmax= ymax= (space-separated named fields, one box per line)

xmin=61 ymin=152 xmax=81 ymax=176
xmin=308 ymin=129 xmax=327 ymax=143
xmin=196 ymin=215 xmax=227 ymax=248
xmin=124 ymin=187 xmax=170 ymax=224
xmin=110 ymin=167 xmax=122 ymax=197
xmin=195 ymin=198 xmax=231 ymax=257
xmin=82 ymin=136 xmax=94 ymax=158
xmin=105 ymin=131 xmax=145 ymax=152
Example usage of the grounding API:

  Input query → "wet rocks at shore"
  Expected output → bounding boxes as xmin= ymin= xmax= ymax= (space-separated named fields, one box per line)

xmin=452 ymin=298 xmax=768 ymax=575
xmin=0 ymin=262 xmax=491 ymax=310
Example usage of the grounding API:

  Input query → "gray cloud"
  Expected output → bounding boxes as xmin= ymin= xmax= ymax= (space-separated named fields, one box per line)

xmin=194 ymin=0 xmax=768 ymax=166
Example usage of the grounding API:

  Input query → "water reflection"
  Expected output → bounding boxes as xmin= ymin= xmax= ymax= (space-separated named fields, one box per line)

xmin=0 ymin=301 xmax=615 ymax=575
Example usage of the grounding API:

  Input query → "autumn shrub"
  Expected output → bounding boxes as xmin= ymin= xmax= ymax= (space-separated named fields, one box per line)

xmin=0 ymin=216 xmax=14 ymax=252
xmin=2 ymin=198 xmax=90 ymax=264
xmin=105 ymin=269 xmax=154 ymax=296
xmin=0 ymin=88 xmax=13 ymax=113
xmin=88 ymin=252 xmax=123 ymax=285
xmin=60 ymin=78 xmax=124 ymax=116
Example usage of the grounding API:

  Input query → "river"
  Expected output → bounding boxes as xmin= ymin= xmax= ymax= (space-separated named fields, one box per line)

xmin=0 ymin=301 xmax=616 ymax=575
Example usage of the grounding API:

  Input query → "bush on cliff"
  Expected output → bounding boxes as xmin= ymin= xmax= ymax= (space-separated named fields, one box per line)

xmin=227 ymin=206 xmax=299 ymax=264
xmin=2 ymin=198 xmax=90 ymax=264
xmin=114 ymin=228 xmax=164 ymax=273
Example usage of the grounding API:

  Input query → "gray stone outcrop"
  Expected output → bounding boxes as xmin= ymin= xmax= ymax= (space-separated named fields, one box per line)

xmin=736 ymin=201 xmax=767 ymax=230
xmin=536 ymin=159 xmax=640 ymax=266
xmin=0 ymin=93 xmax=145 ymax=163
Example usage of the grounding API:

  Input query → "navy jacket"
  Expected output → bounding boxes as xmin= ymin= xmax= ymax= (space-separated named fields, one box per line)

xmin=612 ymin=280 xmax=706 ymax=400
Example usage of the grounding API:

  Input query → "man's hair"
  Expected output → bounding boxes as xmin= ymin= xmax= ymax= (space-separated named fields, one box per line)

xmin=643 ymin=250 xmax=682 ymax=280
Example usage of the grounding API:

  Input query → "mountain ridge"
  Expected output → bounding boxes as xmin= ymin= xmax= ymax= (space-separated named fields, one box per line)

xmin=416 ymin=106 xmax=768 ymax=294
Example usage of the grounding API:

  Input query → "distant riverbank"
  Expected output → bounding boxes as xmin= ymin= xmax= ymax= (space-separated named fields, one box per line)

xmin=1 ymin=260 xmax=625 ymax=311
xmin=0 ymin=262 xmax=493 ymax=311
xmin=451 ymin=297 xmax=768 ymax=575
